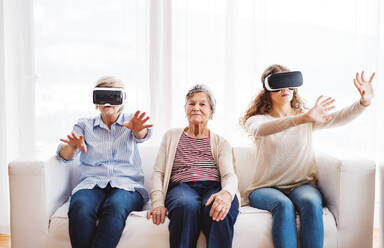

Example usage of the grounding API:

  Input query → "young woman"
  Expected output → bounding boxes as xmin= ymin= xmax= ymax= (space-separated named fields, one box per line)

xmin=241 ymin=64 xmax=375 ymax=248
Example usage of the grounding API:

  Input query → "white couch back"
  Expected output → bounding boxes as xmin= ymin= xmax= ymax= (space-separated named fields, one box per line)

xmin=69 ymin=146 xmax=255 ymax=198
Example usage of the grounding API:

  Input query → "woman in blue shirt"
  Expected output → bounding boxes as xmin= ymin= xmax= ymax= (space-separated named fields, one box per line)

xmin=56 ymin=76 xmax=152 ymax=248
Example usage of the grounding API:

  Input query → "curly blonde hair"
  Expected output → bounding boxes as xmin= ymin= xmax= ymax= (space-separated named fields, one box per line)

xmin=240 ymin=64 xmax=306 ymax=128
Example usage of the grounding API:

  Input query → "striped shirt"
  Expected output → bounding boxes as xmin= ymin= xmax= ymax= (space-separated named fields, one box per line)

xmin=56 ymin=113 xmax=151 ymax=202
xmin=170 ymin=132 xmax=220 ymax=182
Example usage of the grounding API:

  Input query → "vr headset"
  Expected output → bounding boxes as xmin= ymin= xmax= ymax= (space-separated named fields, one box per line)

xmin=93 ymin=87 xmax=126 ymax=106
xmin=263 ymin=71 xmax=303 ymax=92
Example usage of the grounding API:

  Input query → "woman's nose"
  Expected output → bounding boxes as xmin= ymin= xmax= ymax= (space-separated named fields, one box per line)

xmin=192 ymin=105 xmax=200 ymax=110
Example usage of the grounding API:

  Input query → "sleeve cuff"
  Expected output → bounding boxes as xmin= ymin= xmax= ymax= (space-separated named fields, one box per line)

xmin=134 ymin=128 xmax=152 ymax=143
xmin=56 ymin=143 xmax=77 ymax=163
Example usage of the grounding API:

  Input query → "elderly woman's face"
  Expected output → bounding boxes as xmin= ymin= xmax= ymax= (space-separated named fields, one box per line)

xmin=186 ymin=92 xmax=213 ymax=125
xmin=96 ymin=83 xmax=123 ymax=116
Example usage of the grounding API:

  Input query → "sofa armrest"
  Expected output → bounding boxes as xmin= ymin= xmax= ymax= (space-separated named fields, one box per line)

xmin=8 ymin=156 xmax=73 ymax=247
xmin=379 ymin=162 xmax=384 ymax=248
xmin=316 ymin=153 xmax=375 ymax=248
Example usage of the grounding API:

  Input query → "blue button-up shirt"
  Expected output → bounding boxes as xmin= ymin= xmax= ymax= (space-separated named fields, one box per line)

xmin=56 ymin=113 xmax=152 ymax=202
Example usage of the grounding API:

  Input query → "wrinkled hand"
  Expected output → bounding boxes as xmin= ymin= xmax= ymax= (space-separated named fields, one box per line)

xmin=303 ymin=96 xmax=336 ymax=124
xmin=146 ymin=206 xmax=168 ymax=225
xmin=205 ymin=190 xmax=232 ymax=222
xmin=60 ymin=133 xmax=87 ymax=154
xmin=122 ymin=111 xmax=153 ymax=134
xmin=354 ymin=71 xmax=375 ymax=107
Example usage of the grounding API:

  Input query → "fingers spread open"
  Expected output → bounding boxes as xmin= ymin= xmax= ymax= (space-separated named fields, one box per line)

xmin=369 ymin=72 xmax=376 ymax=83
xmin=355 ymin=72 xmax=362 ymax=85
xmin=133 ymin=110 xmax=140 ymax=119
xmin=361 ymin=71 xmax=366 ymax=82
xmin=315 ymin=95 xmax=323 ymax=105
xmin=60 ymin=139 xmax=70 ymax=144
xmin=138 ymin=112 xmax=146 ymax=120
xmin=142 ymin=116 xmax=150 ymax=124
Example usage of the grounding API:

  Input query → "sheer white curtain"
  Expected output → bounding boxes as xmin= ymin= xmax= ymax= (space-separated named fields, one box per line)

xmin=0 ymin=0 xmax=35 ymax=234
xmin=152 ymin=0 xmax=383 ymax=160
xmin=34 ymin=0 xmax=151 ymax=156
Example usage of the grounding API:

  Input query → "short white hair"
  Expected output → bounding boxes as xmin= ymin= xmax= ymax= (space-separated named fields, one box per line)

xmin=95 ymin=76 xmax=125 ymax=88
xmin=185 ymin=84 xmax=216 ymax=113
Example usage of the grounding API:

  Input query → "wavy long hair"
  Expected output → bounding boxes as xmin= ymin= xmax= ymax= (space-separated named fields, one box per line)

xmin=240 ymin=64 xmax=306 ymax=128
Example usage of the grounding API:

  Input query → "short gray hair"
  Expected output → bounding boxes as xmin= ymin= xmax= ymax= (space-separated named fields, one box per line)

xmin=185 ymin=84 xmax=216 ymax=113
xmin=95 ymin=76 xmax=125 ymax=89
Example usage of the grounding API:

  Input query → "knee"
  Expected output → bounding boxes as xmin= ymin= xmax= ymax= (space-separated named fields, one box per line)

xmin=69 ymin=198 xmax=96 ymax=219
xmin=299 ymin=198 xmax=323 ymax=214
xmin=103 ymin=200 xmax=131 ymax=220
xmin=173 ymin=197 xmax=201 ymax=215
xmin=272 ymin=198 xmax=295 ymax=217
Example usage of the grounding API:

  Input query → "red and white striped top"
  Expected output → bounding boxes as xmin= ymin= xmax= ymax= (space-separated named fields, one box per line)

xmin=170 ymin=132 xmax=220 ymax=183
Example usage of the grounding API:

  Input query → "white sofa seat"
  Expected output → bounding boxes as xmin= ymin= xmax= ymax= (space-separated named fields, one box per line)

xmin=8 ymin=146 xmax=376 ymax=248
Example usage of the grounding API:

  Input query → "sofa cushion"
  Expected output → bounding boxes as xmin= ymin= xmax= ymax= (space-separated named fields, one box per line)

xmin=48 ymin=202 xmax=337 ymax=248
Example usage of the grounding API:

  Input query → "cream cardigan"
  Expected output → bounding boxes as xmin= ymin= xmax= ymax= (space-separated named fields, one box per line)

xmin=150 ymin=128 xmax=239 ymax=208
xmin=243 ymin=101 xmax=367 ymax=205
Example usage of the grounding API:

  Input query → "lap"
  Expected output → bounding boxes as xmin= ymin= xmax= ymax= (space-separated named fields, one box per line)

xmin=69 ymin=187 xmax=106 ymax=212
xmin=69 ymin=185 xmax=143 ymax=214
xmin=105 ymin=188 xmax=143 ymax=208
xmin=165 ymin=182 xmax=202 ymax=212
xmin=288 ymin=184 xmax=323 ymax=207
xmin=249 ymin=187 xmax=293 ymax=212
xmin=165 ymin=181 xmax=224 ymax=209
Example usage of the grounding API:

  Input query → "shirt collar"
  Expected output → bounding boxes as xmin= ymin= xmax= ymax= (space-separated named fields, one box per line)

xmin=93 ymin=113 xmax=124 ymax=128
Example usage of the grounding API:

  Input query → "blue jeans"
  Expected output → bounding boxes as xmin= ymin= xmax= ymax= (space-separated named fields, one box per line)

xmin=165 ymin=181 xmax=239 ymax=248
xmin=68 ymin=184 xmax=144 ymax=248
xmin=249 ymin=184 xmax=323 ymax=248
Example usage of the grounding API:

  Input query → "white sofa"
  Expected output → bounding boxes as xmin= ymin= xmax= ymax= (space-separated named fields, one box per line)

xmin=8 ymin=146 xmax=376 ymax=248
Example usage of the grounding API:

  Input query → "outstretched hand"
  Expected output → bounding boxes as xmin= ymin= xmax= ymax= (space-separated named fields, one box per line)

xmin=122 ymin=111 xmax=153 ymax=135
xmin=354 ymin=71 xmax=375 ymax=107
xmin=303 ymin=96 xmax=336 ymax=124
xmin=60 ymin=133 xmax=87 ymax=154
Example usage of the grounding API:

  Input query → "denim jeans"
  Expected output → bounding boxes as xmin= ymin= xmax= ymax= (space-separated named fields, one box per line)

xmin=68 ymin=184 xmax=144 ymax=248
xmin=249 ymin=184 xmax=323 ymax=248
xmin=165 ymin=181 xmax=239 ymax=248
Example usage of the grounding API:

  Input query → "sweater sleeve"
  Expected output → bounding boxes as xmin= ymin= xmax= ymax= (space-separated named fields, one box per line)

xmin=150 ymin=132 xmax=168 ymax=208
xmin=217 ymin=138 xmax=238 ymax=199
xmin=313 ymin=101 xmax=367 ymax=130
xmin=245 ymin=114 xmax=298 ymax=138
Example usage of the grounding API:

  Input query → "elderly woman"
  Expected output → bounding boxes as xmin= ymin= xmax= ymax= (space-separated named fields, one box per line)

xmin=146 ymin=84 xmax=239 ymax=248
xmin=241 ymin=64 xmax=375 ymax=248
xmin=56 ymin=76 xmax=152 ymax=248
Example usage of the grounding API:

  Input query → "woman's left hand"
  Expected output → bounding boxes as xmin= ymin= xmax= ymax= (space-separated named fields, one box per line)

xmin=354 ymin=71 xmax=375 ymax=107
xmin=205 ymin=189 xmax=232 ymax=221
xmin=123 ymin=110 xmax=153 ymax=138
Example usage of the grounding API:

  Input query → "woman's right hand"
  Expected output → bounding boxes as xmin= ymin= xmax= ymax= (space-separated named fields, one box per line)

xmin=146 ymin=206 xmax=168 ymax=225
xmin=302 ymin=95 xmax=336 ymax=124
xmin=60 ymin=133 xmax=87 ymax=154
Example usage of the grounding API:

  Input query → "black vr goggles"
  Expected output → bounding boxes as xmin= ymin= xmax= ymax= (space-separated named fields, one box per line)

xmin=263 ymin=71 xmax=303 ymax=92
xmin=93 ymin=87 xmax=126 ymax=106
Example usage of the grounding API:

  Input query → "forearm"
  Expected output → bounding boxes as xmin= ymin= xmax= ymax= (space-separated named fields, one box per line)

xmin=247 ymin=115 xmax=309 ymax=137
xmin=313 ymin=101 xmax=366 ymax=130
xmin=59 ymin=144 xmax=77 ymax=161
xmin=133 ymin=128 xmax=148 ymax=139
